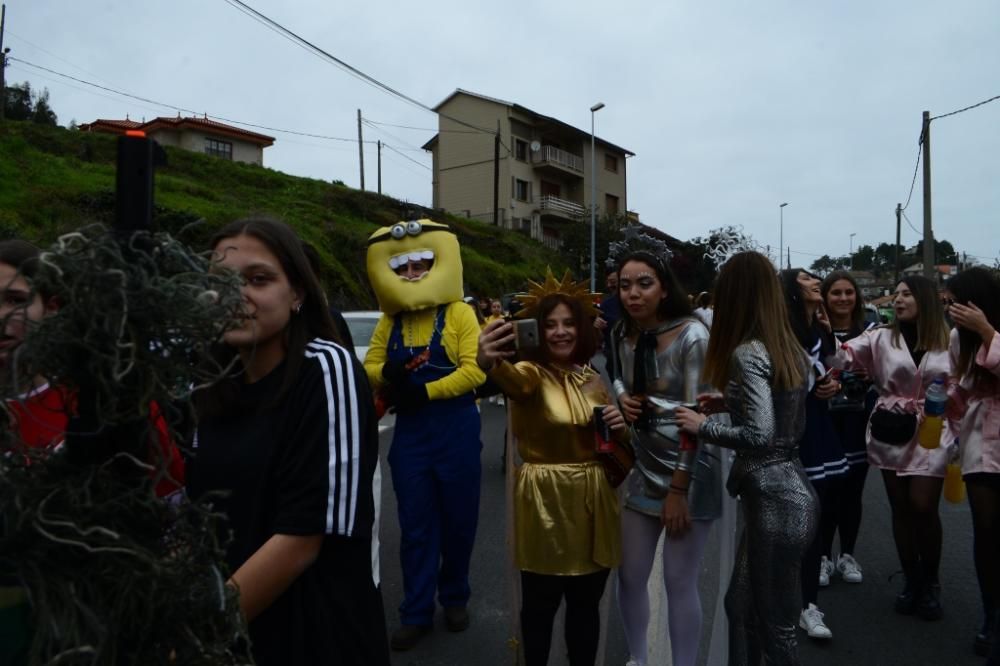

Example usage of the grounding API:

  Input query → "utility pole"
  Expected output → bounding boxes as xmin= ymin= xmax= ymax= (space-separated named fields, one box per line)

xmin=357 ymin=109 xmax=365 ymax=191
xmin=921 ymin=111 xmax=934 ymax=280
xmin=894 ymin=203 xmax=902 ymax=285
xmin=492 ymin=119 xmax=500 ymax=228
xmin=1 ymin=4 xmax=8 ymax=122
xmin=377 ymin=140 xmax=382 ymax=195
xmin=786 ymin=247 xmax=791 ymax=270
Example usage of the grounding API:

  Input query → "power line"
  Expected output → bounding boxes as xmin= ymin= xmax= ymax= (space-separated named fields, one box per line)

xmin=930 ymin=94 xmax=1000 ymax=121
xmin=900 ymin=133 xmax=923 ymax=212
xmin=8 ymin=56 xmax=373 ymax=144
xmin=363 ymin=118 xmax=480 ymax=134
xmin=361 ymin=118 xmax=426 ymax=153
xmin=381 ymin=143 xmax=431 ymax=170
xmin=219 ymin=0 xmax=499 ymax=137
xmin=901 ymin=210 xmax=922 ymax=236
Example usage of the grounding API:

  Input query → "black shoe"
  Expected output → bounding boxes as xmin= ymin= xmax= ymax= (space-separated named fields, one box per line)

xmin=390 ymin=624 xmax=431 ymax=651
xmin=894 ymin=578 xmax=920 ymax=615
xmin=444 ymin=606 xmax=470 ymax=632
xmin=917 ymin=583 xmax=943 ymax=621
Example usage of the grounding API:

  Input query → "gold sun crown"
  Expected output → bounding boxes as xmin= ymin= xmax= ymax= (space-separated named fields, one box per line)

xmin=514 ymin=267 xmax=600 ymax=319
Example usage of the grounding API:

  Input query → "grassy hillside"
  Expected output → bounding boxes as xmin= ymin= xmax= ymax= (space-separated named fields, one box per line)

xmin=0 ymin=120 xmax=568 ymax=308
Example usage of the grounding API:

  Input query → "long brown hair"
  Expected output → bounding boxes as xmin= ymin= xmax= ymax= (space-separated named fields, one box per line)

xmin=821 ymin=270 xmax=865 ymax=331
xmin=704 ymin=252 xmax=804 ymax=391
xmin=196 ymin=217 xmax=341 ymax=417
xmin=519 ymin=293 xmax=597 ymax=366
xmin=945 ymin=267 xmax=1000 ymax=390
xmin=889 ymin=275 xmax=948 ymax=352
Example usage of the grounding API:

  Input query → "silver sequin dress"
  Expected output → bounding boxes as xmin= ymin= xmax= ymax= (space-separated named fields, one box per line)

xmin=698 ymin=340 xmax=819 ymax=666
xmin=612 ymin=318 xmax=722 ymax=520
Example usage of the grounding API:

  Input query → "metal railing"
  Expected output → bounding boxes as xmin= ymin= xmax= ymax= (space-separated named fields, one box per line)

xmin=532 ymin=145 xmax=584 ymax=173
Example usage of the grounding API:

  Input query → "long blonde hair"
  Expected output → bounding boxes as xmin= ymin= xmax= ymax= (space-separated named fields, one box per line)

xmin=704 ymin=252 xmax=805 ymax=391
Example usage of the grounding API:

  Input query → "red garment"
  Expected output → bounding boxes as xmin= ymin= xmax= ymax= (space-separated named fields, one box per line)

xmin=7 ymin=383 xmax=185 ymax=499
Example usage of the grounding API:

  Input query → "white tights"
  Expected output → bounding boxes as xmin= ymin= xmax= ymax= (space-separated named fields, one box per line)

xmin=617 ymin=508 xmax=713 ymax=666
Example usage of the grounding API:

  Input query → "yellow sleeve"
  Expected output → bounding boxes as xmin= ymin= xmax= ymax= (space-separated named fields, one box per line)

xmin=488 ymin=360 xmax=543 ymax=401
xmin=426 ymin=302 xmax=487 ymax=401
xmin=362 ymin=314 xmax=393 ymax=389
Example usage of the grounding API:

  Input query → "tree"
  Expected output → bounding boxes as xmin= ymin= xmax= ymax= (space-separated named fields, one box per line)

xmin=2 ymin=81 xmax=58 ymax=126
xmin=558 ymin=210 xmax=630 ymax=281
xmin=914 ymin=238 xmax=957 ymax=265
xmin=852 ymin=244 xmax=875 ymax=271
xmin=810 ymin=254 xmax=849 ymax=276
xmin=872 ymin=242 xmax=906 ymax=276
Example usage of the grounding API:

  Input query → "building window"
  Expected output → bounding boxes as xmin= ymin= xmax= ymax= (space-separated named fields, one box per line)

xmin=205 ymin=138 xmax=233 ymax=160
xmin=604 ymin=153 xmax=618 ymax=173
xmin=605 ymin=194 xmax=619 ymax=215
xmin=514 ymin=138 xmax=529 ymax=162
xmin=514 ymin=178 xmax=532 ymax=202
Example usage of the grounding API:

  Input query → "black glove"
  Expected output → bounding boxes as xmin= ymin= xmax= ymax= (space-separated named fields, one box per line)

xmin=382 ymin=359 xmax=409 ymax=388
xmin=393 ymin=383 xmax=429 ymax=413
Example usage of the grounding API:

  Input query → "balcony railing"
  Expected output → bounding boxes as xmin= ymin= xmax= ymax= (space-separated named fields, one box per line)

xmin=532 ymin=145 xmax=584 ymax=173
xmin=539 ymin=195 xmax=585 ymax=219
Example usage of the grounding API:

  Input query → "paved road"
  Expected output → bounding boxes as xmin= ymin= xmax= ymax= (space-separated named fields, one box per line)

xmin=377 ymin=403 xmax=986 ymax=665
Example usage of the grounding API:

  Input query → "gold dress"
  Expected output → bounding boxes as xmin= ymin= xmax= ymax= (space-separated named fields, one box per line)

xmin=489 ymin=360 xmax=622 ymax=575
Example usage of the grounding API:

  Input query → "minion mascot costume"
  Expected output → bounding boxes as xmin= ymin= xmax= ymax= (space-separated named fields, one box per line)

xmin=364 ymin=219 xmax=486 ymax=650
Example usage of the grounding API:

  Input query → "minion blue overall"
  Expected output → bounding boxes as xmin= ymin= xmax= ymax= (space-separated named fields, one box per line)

xmin=363 ymin=220 xmax=485 ymax=650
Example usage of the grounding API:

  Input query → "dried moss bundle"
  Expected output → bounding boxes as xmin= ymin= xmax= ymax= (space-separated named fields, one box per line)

xmin=0 ymin=226 xmax=252 ymax=664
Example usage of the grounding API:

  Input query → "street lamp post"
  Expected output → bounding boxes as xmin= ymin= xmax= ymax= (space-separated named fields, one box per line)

xmin=849 ymin=232 xmax=857 ymax=270
xmin=779 ymin=202 xmax=788 ymax=268
xmin=589 ymin=102 xmax=605 ymax=292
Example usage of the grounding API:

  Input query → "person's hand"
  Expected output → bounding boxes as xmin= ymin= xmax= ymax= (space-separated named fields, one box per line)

xmin=594 ymin=315 xmax=608 ymax=331
xmin=662 ymin=492 xmax=691 ymax=537
xmin=950 ymin=301 xmax=996 ymax=343
xmin=477 ymin=319 xmax=515 ymax=370
xmin=814 ymin=373 xmax=841 ymax=400
xmin=696 ymin=392 xmax=726 ymax=415
xmin=675 ymin=406 xmax=707 ymax=434
xmin=602 ymin=404 xmax=626 ymax=431
xmin=382 ymin=359 xmax=409 ymax=387
xmin=618 ymin=392 xmax=645 ymax=423
xmin=816 ymin=303 xmax=832 ymax=333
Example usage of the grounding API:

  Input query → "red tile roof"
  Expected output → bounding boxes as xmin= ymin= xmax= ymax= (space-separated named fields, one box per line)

xmin=79 ymin=116 xmax=274 ymax=146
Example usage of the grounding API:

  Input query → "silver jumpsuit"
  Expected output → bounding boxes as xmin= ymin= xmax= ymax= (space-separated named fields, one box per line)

xmin=611 ymin=318 xmax=722 ymax=520
xmin=698 ymin=340 xmax=818 ymax=666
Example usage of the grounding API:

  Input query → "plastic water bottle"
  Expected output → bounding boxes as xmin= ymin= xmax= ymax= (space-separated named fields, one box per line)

xmin=918 ymin=378 xmax=947 ymax=449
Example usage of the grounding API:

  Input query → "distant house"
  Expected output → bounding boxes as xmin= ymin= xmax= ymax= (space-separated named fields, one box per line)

xmin=422 ymin=89 xmax=634 ymax=250
xmin=901 ymin=263 xmax=958 ymax=283
xmin=847 ymin=270 xmax=894 ymax=299
xmin=79 ymin=115 xmax=275 ymax=166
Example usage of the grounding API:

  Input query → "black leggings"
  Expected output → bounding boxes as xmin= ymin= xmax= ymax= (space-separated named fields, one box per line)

xmin=831 ymin=462 xmax=868 ymax=556
xmin=967 ymin=473 xmax=1000 ymax=662
xmin=802 ymin=476 xmax=838 ymax=607
xmin=880 ymin=470 xmax=943 ymax=584
xmin=520 ymin=569 xmax=610 ymax=666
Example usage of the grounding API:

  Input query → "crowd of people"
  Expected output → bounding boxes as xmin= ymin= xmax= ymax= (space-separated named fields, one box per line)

xmin=1 ymin=216 xmax=999 ymax=666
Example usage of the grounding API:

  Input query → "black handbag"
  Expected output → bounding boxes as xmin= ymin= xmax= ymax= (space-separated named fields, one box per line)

xmin=869 ymin=408 xmax=917 ymax=445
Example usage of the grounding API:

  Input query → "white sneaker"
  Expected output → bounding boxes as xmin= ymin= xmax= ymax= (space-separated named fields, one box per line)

xmin=836 ymin=553 xmax=863 ymax=583
xmin=819 ymin=555 xmax=834 ymax=587
xmin=799 ymin=603 xmax=833 ymax=639
xmin=625 ymin=660 xmax=642 ymax=666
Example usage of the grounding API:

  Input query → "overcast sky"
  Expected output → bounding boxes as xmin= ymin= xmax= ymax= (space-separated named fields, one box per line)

xmin=7 ymin=0 xmax=999 ymax=266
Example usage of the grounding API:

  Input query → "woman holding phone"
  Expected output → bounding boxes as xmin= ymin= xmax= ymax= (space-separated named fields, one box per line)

xmin=477 ymin=270 xmax=626 ymax=666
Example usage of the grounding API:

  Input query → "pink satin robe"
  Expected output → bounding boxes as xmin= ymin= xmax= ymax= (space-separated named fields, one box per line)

xmin=839 ymin=327 xmax=955 ymax=476
xmin=949 ymin=330 xmax=1000 ymax=475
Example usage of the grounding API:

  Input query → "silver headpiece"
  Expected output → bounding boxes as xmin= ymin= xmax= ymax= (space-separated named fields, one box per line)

xmin=606 ymin=224 xmax=675 ymax=272
xmin=694 ymin=225 xmax=761 ymax=269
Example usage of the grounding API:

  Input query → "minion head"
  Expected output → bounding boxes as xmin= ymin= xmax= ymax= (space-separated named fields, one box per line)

xmin=366 ymin=219 xmax=463 ymax=314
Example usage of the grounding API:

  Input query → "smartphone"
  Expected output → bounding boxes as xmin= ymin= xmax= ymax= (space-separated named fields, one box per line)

xmin=593 ymin=405 xmax=613 ymax=448
xmin=501 ymin=318 xmax=539 ymax=352
xmin=512 ymin=319 xmax=539 ymax=350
